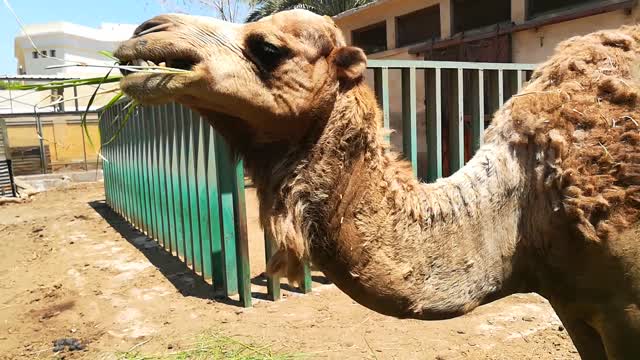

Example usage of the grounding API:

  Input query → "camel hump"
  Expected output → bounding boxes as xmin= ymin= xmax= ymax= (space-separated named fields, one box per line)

xmin=499 ymin=25 xmax=640 ymax=242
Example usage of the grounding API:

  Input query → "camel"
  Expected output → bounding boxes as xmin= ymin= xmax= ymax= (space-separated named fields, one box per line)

xmin=114 ymin=10 xmax=640 ymax=359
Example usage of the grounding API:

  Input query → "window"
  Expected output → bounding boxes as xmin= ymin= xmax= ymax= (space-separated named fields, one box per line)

xmin=352 ymin=22 xmax=387 ymax=54
xmin=50 ymin=49 xmax=56 ymax=57
xmin=396 ymin=6 xmax=441 ymax=48
xmin=453 ymin=0 xmax=511 ymax=33
xmin=528 ymin=0 xmax=605 ymax=18
xmin=32 ymin=51 xmax=38 ymax=59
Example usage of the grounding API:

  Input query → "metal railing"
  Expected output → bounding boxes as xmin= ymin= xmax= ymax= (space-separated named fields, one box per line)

xmin=100 ymin=59 xmax=539 ymax=307
xmin=367 ymin=59 xmax=537 ymax=181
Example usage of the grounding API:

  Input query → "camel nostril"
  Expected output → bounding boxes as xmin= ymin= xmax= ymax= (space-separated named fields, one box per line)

xmin=134 ymin=19 xmax=172 ymax=37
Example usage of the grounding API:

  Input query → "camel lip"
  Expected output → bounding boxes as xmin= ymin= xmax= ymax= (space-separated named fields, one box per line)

xmin=114 ymin=44 xmax=201 ymax=77
xmin=117 ymin=56 xmax=199 ymax=77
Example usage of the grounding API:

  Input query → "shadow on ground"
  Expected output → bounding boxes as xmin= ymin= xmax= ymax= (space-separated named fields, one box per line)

xmin=89 ymin=199 xmax=330 ymax=307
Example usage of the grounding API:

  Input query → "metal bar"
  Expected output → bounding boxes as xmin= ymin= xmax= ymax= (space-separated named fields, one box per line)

xmin=471 ymin=70 xmax=485 ymax=153
xmin=35 ymin=114 xmax=46 ymax=174
xmin=119 ymin=104 xmax=130 ymax=221
xmin=166 ymin=104 xmax=179 ymax=256
xmin=196 ymin=115 xmax=212 ymax=279
xmin=8 ymin=85 xmax=13 ymax=113
xmin=232 ymin=158 xmax=252 ymax=307
xmin=115 ymin=105 xmax=125 ymax=217
xmin=449 ymin=68 xmax=464 ymax=171
xmin=162 ymin=104 xmax=176 ymax=255
xmin=182 ymin=107 xmax=195 ymax=268
xmin=106 ymin=107 xmax=116 ymax=212
xmin=373 ymin=67 xmax=390 ymax=142
xmin=426 ymin=68 xmax=443 ymax=182
xmin=100 ymin=109 xmax=111 ymax=207
xmin=150 ymin=106 xmax=162 ymax=242
xmin=516 ymin=70 xmax=523 ymax=93
xmin=498 ymin=69 xmax=504 ymax=106
xmin=133 ymin=108 xmax=148 ymax=236
xmin=215 ymin=132 xmax=239 ymax=296
xmin=160 ymin=107 xmax=171 ymax=248
xmin=171 ymin=104 xmax=186 ymax=261
xmin=191 ymin=112 xmax=202 ymax=273
xmin=300 ymin=262 xmax=313 ymax=294
xmin=80 ymin=118 xmax=88 ymax=171
xmin=143 ymin=107 xmax=156 ymax=238
xmin=367 ymin=59 xmax=537 ymax=71
xmin=206 ymin=124 xmax=225 ymax=289
xmin=73 ymin=86 xmax=79 ymax=112
xmin=401 ymin=68 xmax=418 ymax=175
xmin=111 ymin=105 xmax=121 ymax=217
xmin=123 ymin=106 xmax=134 ymax=225
xmin=264 ymin=233 xmax=280 ymax=301
xmin=179 ymin=105 xmax=194 ymax=267
xmin=188 ymin=111 xmax=203 ymax=274
xmin=175 ymin=105 xmax=191 ymax=263
xmin=153 ymin=105 xmax=163 ymax=241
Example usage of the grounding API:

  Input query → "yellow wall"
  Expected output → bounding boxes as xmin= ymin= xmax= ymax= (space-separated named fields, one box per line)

xmin=4 ymin=113 xmax=101 ymax=169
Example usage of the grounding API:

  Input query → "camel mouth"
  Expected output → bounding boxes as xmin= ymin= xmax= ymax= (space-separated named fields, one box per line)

xmin=118 ymin=57 xmax=199 ymax=76
xmin=114 ymin=45 xmax=203 ymax=104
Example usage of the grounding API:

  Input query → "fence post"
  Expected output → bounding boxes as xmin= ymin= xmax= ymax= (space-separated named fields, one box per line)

xmin=232 ymin=159 xmax=252 ymax=307
xmin=426 ymin=68 xmax=443 ymax=182
xmin=264 ymin=233 xmax=281 ymax=301
xmin=449 ymin=68 xmax=465 ymax=172
xmin=35 ymin=113 xmax=46 ymax=174
xmin=401 ymin=68 xmax=418 ymax=175
xmin=471 ymin=70 xmax=485 ymax=153
xmin=373 ymin=68 xmax=390 ymax=143
xmin=215 ymin=133 xmax=239 ymax=296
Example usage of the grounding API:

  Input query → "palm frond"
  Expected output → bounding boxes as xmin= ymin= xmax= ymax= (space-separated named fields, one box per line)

xmin=246 ymin=0 xmax=375 ymax=22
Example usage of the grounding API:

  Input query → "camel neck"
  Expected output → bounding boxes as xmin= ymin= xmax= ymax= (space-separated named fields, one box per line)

xmin=301 ymin=86 xmax=529 ymax=319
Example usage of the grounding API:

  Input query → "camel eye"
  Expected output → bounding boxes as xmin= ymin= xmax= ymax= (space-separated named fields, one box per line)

xmin=247 ymin=36 xmax=287 ymax=70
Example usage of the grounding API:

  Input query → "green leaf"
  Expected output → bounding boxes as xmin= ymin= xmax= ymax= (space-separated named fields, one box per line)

xmin=98 ymin=50 xmax=119 ymax=61
xmin=0 ymin=76 xmax=123 ymax=91
xmin=103 ymin=100 xmax=138 ymax=146
xmin=81 ymin=70 xmax=116 ymax=150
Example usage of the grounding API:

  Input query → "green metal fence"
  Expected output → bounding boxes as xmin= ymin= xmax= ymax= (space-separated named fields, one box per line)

xmin=100 ymin=102 xmax=253 ymax=306
xmin=368 ymin=60 xmax=537 ymax=181
xmin=100 ymin=59 xmax=538 ymax=307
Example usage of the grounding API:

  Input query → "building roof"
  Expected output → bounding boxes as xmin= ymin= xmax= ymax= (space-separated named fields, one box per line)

xmin=16 ymin=22 xmax=137 ymax=42
xmin=332 ymin=0 xmax=390 ymax=20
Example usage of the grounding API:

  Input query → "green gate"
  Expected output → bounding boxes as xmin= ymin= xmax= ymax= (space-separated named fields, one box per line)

xmin=100 ymin=60 xmax=537 ymax=307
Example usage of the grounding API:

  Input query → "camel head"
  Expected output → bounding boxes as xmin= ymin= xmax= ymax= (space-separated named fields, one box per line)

xmin=114 ymin=10 xmax=367 ymax=144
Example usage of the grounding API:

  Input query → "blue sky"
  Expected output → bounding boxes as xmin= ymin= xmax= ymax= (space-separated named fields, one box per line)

xmin=0 ymin=0 xmax=250 ymax=74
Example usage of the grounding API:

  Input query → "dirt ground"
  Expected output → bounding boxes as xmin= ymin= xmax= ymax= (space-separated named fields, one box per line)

xmin=0 ymin=182 xmax=579 ymax=359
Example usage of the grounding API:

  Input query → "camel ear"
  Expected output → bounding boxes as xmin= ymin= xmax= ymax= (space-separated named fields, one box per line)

xmin=332 ymin=46 xmax=367 ymax=82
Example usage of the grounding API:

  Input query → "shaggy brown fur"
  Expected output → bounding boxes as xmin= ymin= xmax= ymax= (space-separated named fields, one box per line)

xmin=495 ymin=26 xmax=640 ymax=245
xmin=115 ymin=12 xmax=640 ymax=359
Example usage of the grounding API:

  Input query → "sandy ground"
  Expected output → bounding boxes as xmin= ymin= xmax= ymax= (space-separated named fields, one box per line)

xmin=0 ymin=183 xmax=579 ymax=359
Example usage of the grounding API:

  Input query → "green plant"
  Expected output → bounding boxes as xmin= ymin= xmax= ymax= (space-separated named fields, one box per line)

xmin=246 ymin=0 xmax=375 ymax=22
xmin=0 ymin=50 xmax=189 ymax=151
xmin=116 ymin=332 xmax=302 ymax=360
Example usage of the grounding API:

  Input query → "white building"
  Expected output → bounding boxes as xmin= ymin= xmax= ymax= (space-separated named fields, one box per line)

xmin=4 ymin=22 xmax=138 ymax=114
xmin=14 ymin=22 xmax=137 ymax=77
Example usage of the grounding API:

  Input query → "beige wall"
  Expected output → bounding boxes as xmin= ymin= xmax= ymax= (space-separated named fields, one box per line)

xmin=335 ymin=0 xmax=640 ymax=65
xmin=513 ymin=7 xmax=640 ymax=64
